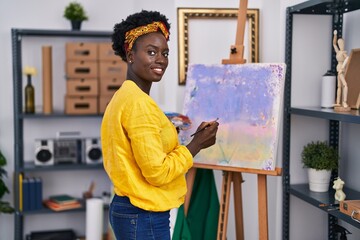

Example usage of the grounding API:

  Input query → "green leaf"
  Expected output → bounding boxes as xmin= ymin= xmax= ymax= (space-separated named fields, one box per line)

xmin=301 ymin=141 xmax=339 ymax=170
xmin=63 ymin=2 xmax=88 ymax=21
xmin=0 ymin=201 xmax=15 ymax=214
xmin=0 ymin=180 xmax=10 ymax=198
xmin=0 ymin=150 xmax=6 ymax=166
xmin=0 ymin=150 xmax=12 ymax=210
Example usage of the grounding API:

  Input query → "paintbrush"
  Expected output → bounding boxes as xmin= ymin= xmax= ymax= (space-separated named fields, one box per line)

xmin=190 ymin=118 xmax=219 ymax=137
xmin=319 ymin=203 xmax=339 ymax=208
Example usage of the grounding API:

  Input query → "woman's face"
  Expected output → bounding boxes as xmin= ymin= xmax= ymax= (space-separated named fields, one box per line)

xmin=127 ymin=32 xmax=169 ymax=85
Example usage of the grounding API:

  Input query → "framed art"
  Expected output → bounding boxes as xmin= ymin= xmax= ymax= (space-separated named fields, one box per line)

xmin=177 ymin=8 xmax=259 ymax=85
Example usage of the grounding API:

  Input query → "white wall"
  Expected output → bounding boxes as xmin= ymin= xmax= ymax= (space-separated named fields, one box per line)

xmin=1 ymin=0 xmax=359 ymax=240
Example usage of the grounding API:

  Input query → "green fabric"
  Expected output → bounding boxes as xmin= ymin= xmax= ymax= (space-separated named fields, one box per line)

xmin=173 ymin=169 xmax=219 ymax=240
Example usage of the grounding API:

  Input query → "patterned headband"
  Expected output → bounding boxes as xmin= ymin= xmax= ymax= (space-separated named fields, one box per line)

xmin=124 ymin=21 xmax=169 ymax=52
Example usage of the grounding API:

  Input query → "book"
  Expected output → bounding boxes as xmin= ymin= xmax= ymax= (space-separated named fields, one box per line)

xmin=28 ymin=178 xmax=36 ymax=210
xmin=49 ymin=194 xmax=78 ymax=205
xmin=34 ymin=177 xmax=43 ymax=210
xmin=43 ymin=199 xmax=82 ymax=211
xmin=19 ymin=174 xmax=23 ymax=211
xmin=22 ymin=177 xmax=30 ymax=211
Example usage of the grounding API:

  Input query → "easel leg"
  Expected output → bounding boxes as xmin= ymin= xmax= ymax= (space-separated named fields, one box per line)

xmin=233 ymin=172 xmax=244 ymax=240
xmin=217 ymin=171 xmax=232 ymax=240
xmin=217 ymin=172 xmax=244 ymax=240
xmin=258 ymin=174 xmax=269 ymax=240
xmin=184 ymin=168 xmax=197 ymax=216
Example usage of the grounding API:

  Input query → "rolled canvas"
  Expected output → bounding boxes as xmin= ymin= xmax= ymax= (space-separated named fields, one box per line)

xmin=42 ymin=46 xmax=53 ymax=114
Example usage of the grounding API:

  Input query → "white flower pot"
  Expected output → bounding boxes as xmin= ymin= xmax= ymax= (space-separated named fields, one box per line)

xmin=307 ymin=168 xmax=332 ymax=192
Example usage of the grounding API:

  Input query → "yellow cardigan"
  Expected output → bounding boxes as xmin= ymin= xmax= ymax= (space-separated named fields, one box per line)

xmin=101 ymin=80 xmax=193 ymax=211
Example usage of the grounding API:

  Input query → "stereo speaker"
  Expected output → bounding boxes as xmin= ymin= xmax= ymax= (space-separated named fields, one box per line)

xmin=85 ymin=138 xmax=102 ymax=164
xmin=34 ymin=139 xmax=54 ymax=166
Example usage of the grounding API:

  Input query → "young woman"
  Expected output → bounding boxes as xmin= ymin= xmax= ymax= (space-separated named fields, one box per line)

xmin=101 ymin=10 xmax=219 ymax=240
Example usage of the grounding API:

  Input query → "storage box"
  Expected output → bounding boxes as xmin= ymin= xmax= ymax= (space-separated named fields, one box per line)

xmin=66 ymin=61 xmax=98 ymax=79
xmin=98 ymin=42 xmax=119 ymax=61
xmin=66 ymin=42 xmax=98 ymax=60
xmin=99 ymin=77 xmax=124 ymax=96
xmin=99 ymin=60 xmax=127 ymax=78
xmin=340 ymin=200 xmax=360 ymax=222
xmin=65 ymin=96 xmax=98 ymax=114
xmin=67 ymin=78 xmax=99 ymax=96
xmin=99 ymin=96 xmax=113 ymax=113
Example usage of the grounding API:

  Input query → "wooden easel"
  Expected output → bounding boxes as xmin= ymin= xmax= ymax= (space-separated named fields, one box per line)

xmin=184 ymin=1 xmax=283 ymax=239
xmin=222 ymin=0 xmax=248 ymax=64
xmin=185 ymin=164 xmax=282 ymax=240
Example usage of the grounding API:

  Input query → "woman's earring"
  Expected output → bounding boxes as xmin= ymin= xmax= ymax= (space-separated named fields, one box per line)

xmin=129 ymin=60 xmax=132 ymax=64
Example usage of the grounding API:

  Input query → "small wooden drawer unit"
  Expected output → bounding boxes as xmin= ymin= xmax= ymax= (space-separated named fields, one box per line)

xmin=99 ymin=77 xmax=124 ymax=96
xmin=98 ymin=42 xmax=119 ymax=61
xmin=99 ymin=96 xmax=113 ymax=114
xmin=66 ymin=42 xmax=98 ymax=61
xmin=65 ymin=96 xmax=98 ymax=114
xmin=66 ymin=61 xmax=98 ymax=79
xmin=67 ymin=78 xmax=99 ymax=97
xmin=99 ymin=60 xmax=127 ymax=79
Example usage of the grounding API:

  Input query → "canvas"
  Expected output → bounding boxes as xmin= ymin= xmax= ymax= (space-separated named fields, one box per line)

xmin=180 ymin=63 xmax=286 ymax=170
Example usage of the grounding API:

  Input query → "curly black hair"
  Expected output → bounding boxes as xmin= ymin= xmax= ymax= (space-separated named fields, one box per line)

xmin=112 ymin=10 xmax=171 ymax=62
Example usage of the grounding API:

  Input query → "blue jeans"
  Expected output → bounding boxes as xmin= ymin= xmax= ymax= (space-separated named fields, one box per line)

xmin=110 ymin=195 xmax=171 ymax=240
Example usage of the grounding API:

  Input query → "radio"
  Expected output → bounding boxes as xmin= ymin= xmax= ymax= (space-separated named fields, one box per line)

xmin=35 ymin=136 xmax=102 ymax=165
xmin=54 ymin=138 xmax=83 ymax=164
xmin=85 ymin=138 xmax=102 ymax=164
xmin=34 ymin=139 xmax=54 ymax=166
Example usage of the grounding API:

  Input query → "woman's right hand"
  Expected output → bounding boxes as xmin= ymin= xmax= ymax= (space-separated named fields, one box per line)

xmin=186 ymin=120 xmax=219 ymax=157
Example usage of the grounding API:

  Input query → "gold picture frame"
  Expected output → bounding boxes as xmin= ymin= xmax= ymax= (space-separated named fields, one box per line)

xmin=177 ymin=8 xmax=259 ymax=85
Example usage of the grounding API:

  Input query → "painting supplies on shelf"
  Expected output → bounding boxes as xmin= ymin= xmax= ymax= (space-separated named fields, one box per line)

xmin=83 ymin=181 xmax=95 ymax=199
xmin=319 ymin=203 xmax=340 ymax=211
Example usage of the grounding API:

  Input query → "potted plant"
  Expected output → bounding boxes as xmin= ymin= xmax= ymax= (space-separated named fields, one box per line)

xmin=301 ymin=141 xmax=339 ymax=192
xmin=63 ymin=1 xmax=89 ymax=30
xmin=0 ymin=150 xmax=14 ymax=214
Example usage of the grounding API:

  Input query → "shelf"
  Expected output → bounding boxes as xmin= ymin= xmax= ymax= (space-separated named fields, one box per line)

xmin=288 ymin=0 xmax=360 ymax=14
xmin=20 ymin=162 xmax=104 ymax=172
xmin=290 ymin=106 xmax=360 ymax=124
xmin=19 ymin=206 xmax=86 ymax=215
xmin=12 ymin=28 xmax=112 ymax=38
xmin=12 ymin=27 xmax=112 ymax=240
xmin=290 ymin=184 xmax=360 ymax=206
xmin=20 ymin=113 xmax=103 ymax=119
xmin=284 ymin=1 xmax=360 ymax=238
xmin=290 ymin=184 xmax=360 ymax=228
xmin=18 ymin=200 xmax=109 ymax=215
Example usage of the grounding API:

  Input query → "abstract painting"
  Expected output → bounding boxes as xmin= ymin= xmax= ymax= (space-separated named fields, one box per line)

xmin=180 ymin=63 xmax=286 ymax=170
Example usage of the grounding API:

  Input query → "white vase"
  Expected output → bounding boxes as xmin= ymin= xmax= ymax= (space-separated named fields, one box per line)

xmin=307 ymin=168 xmax=332 ymax=192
